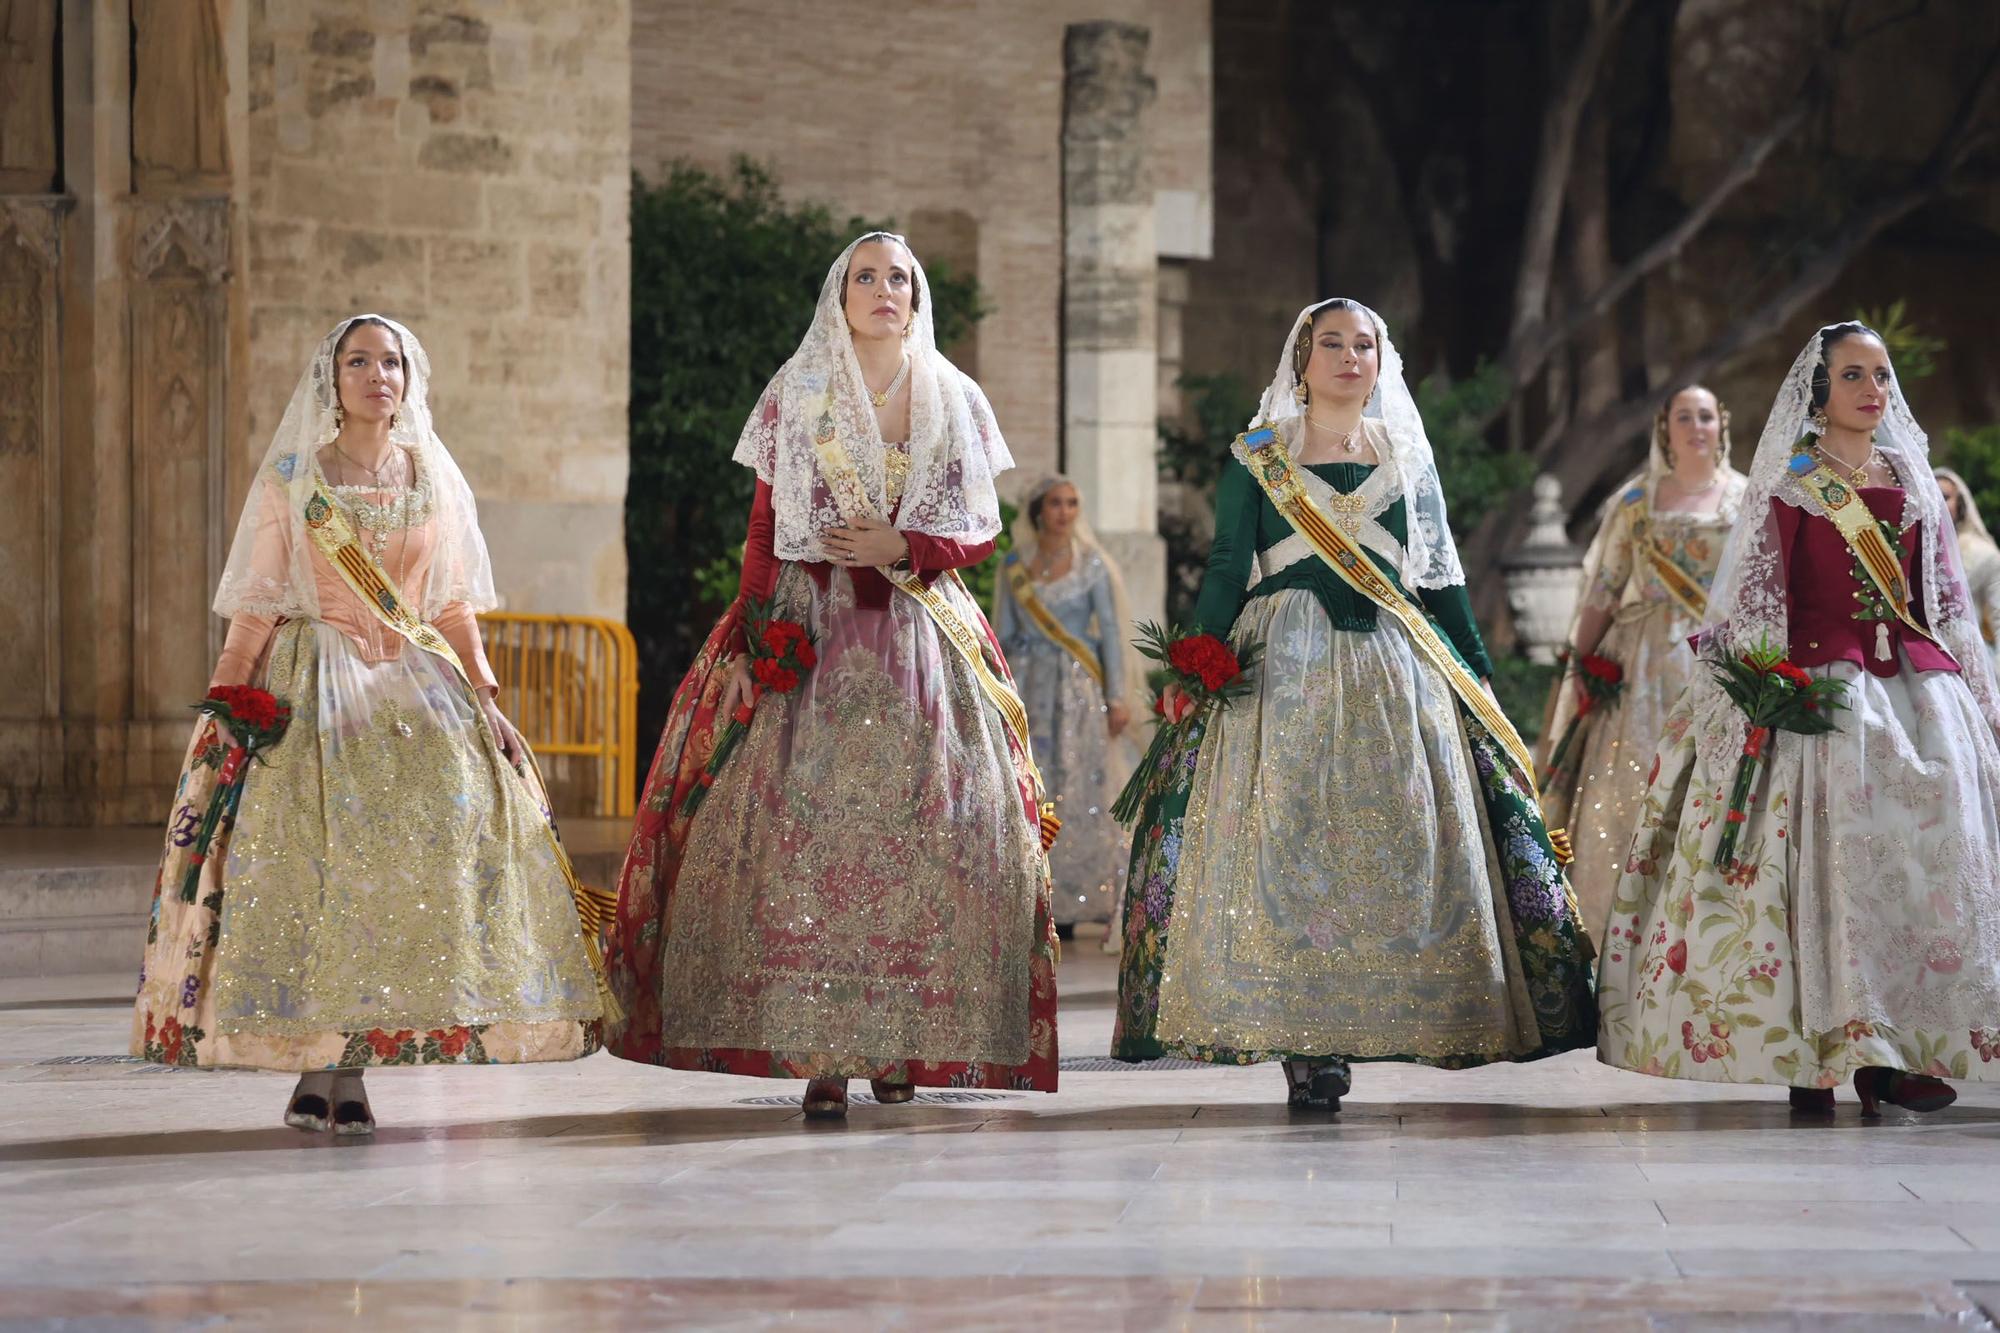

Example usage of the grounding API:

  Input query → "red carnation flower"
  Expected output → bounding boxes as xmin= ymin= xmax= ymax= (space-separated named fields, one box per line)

xmin=429 ymin=1027 xmax=471 ymax=1058
xmin=1582 ymin=654 xmax=1623 ymax=685
xmin=795 ymin=640 xmax=818 ymax=670
xmin=1168 ymin=634 xmax=1241 ymax=693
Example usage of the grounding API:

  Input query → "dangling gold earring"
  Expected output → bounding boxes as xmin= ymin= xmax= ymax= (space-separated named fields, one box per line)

xmin=1808 ymin=409 xmax=1830 ymax=435
xmin=389 ymin=408 xmax=401 ymax=430
xmin=1293 ymin=381 xmax=1309 ymax=407
xmin=333 ymin=403 xmax=346 ymax=428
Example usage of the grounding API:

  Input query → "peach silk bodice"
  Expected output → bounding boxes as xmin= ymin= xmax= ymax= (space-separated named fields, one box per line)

xmin=209 ymin=467 xmax=497 ymax=692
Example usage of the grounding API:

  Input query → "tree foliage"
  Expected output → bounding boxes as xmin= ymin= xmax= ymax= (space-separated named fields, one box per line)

xmin=1938 ymin=425 xmax=2000 ymax=532
xmin=627 ymin=159 xmax=985 ymax=745
xmin=1414 ymin=361 xmax=1533 ymax=531
xmin=1858 ymin=299 xmax=1945 ymax=382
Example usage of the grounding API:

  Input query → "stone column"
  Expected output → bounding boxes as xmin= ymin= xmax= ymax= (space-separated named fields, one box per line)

xmin=1062 ymin=21 xmax=1164 ymax=626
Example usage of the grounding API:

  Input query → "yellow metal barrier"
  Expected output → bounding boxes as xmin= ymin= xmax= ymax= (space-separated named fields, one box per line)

xmin=477 ymin=612 xmax=639 ymax=818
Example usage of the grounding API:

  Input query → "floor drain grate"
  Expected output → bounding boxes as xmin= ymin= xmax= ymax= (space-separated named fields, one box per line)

xmin=30 ymin=1055 xmax=179 ymax=1073
xmin=1059 ymin=1056 xmax=1211 ymax=1072
xmin=736 ymin=1090 xmax=1019 ymax=1107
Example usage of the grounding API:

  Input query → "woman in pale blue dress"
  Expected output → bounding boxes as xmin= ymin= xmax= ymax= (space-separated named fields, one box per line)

xmin=995 ymin=476 xmax=1133 ymax=932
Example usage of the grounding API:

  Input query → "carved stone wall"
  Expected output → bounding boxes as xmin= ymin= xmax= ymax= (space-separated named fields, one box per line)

xmin=0 ymin=1 xmax=630 ymax=826
xmin=630 ymin=0 xmax=1213 ymax=490
xmin=0 ymin=201 xmax=64 ymax=727
xmin=127 ymin=197 xmax=231 ymax=723
xmin=245 ymin=1 xmax=632 ymax=620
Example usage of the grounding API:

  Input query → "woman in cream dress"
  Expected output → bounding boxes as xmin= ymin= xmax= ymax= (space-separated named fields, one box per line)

xmin=1542 ymin=386 xmax=1746 ymax=931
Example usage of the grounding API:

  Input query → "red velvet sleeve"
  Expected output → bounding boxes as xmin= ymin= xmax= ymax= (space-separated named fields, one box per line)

xmin=729 ymin=480 xmax=782 ymax=654
xmin=1773 ymin=496 xmax=1800 ymax=588
xmin=902 ymin=532 xmax=996 ymax=584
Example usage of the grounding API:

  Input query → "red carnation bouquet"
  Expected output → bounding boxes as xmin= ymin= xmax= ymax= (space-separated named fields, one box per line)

xmin=682 ymin=597 xmax=817 ymax=817
xmin=1709 ymin=640 xmax=1848 ymax=868
xmin=180 ymin=686 xmax=292 ymax=902
xmin=1111 ymin=621 xmax=1262 ymax=825
xmin=1544 ymin=647 xmax=1627 ymax=787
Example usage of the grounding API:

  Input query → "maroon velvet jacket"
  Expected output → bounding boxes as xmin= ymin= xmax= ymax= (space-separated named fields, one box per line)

xmin=732 ymin=478 xmax=995 ymax=649
xmin=1773 ymin=488 xmax=1959 ymax=677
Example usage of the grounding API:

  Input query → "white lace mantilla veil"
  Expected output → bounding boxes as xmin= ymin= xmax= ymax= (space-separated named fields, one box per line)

xmin=1936 ymin=465 xmax=1998 ymax=548
xmin=212 ymin=314 xmax=497 ymax=622
xmin=733 ymin=232 xmax=1012 ymax=562
xmin=1250 ymin=299 xmax=1465 ymax=590
xmin=1690 ymin=326 xmax=2000 ymax=765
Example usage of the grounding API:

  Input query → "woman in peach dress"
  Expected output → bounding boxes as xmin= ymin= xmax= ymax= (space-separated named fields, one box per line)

xmin=131 ymin=315 xmax=602 ymax=1135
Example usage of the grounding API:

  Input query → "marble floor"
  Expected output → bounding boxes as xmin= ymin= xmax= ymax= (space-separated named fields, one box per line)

xmin=4 ymin=944 xmax=2000 ymax=1330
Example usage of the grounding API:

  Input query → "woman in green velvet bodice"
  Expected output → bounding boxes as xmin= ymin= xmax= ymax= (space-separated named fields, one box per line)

xmin=1195 ymin=457 xmax=1494 ymax=677
xmin=1111 ymin=299 xmax=1595 ymax=1110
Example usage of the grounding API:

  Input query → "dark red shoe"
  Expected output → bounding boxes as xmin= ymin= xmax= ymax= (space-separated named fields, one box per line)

xmin=803 ymin=1077 xmax=849 ymax=1120
xmin=1855 ymin=1066 xmax=1957 ymax=1117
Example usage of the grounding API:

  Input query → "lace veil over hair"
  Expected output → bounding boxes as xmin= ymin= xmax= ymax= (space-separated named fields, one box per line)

xmin=212 ymin=314 xmax=497 ymax=622
xmin=1935 ymin=465 xmax=1997 ymax=549
xmin=734 ymin=232 xmax=1012 ymax=561
xmin=1692 ymin=325 xmax=2000 ymax=750
xmin=1251 ymin=299 xmax=1465 ymax=590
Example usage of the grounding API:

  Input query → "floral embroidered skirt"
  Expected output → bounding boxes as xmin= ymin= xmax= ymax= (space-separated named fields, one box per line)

xmin=1598 ymin=662 xmax=2000 ymax=1086
xmin=605 ymin=564 xmax=1060 ymax=1089
xmin=1114 ymin=588 xmax=1594 ymax=1065
xmin=131 ymin=620 xmax=601 ymax=1071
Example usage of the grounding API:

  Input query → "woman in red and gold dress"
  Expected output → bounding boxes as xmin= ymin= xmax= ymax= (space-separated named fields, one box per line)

xmin=1599 ymin=322 xmax=2000 ymax=1115
xmin=604 ymin=234 xmax=1058 ymax=1119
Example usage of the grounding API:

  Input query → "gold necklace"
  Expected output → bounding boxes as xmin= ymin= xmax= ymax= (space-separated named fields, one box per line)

xmin=332 ymin=444 xmax=407 ymax=557
xmin=865 ymin=354 xmax=911 ymax=408
xmin=1814 ymin=441 xmax=1879 ymax=486
xmin=1307 ymin=412 xmax=1361 ymax=455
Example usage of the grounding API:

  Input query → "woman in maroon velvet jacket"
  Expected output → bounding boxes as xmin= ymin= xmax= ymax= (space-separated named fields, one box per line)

xmin=1598 ymin=322 xmax=2000 ymax=1117
xmin=602 ymin=235 xmax=1058 ymax=1120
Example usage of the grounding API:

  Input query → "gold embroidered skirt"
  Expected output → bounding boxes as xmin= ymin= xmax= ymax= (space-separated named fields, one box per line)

xmin=132 ymin=620 xmax=601 ymax=1070
xmin=1543 ymin=601 xmax=1704 ymax=933
xmin=655 ymin=564 xmax=1050 ymax=1073
xmin=1155 ymin=589 xmax=1541 ymax=1060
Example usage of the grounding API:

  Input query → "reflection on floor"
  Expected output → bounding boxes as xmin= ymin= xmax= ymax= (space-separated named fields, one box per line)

xmin=4 ymin=942 xmax=2000 ymax=1330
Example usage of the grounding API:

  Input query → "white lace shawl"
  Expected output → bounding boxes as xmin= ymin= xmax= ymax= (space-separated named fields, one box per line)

xmin=733 ymin=234 xmax=1011 ymax=561
xmin=1249 ymin=300 xmax=1464 ymax=590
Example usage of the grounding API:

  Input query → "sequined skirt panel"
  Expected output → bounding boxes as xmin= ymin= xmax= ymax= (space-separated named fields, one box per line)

xmin=131 ymin=620 xmax=600 ymax=1070
xmin=1544 ymin=602 xmax=1702 ymax=933
xmin=1015 ymin=638 xmax=1130 ymax=925
xmin=1155 ymin=589 xmax=1540 ymax=1060
xmin=657 ymin=564 xmax=1049 ymax=1071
